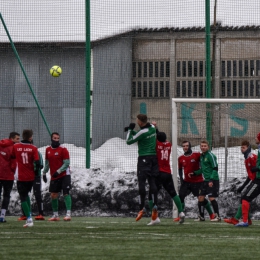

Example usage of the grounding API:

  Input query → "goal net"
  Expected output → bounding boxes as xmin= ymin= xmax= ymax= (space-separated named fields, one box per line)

xmin=172 ymin=98 xmax=260 ymax=184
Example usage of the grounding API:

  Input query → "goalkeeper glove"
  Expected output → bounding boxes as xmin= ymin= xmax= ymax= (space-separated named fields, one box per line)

xmin=52 ymin=171 xmax=59 ymax=178
xmin=124 ymin=126 xmax=129 ymax=132
xmin=128 ymin=123 xmax=136 ymax=130
xmin=43 ymin=174 xmax=47 ymax=183
xmin=250 ymin=166 xmax=259 ymax=173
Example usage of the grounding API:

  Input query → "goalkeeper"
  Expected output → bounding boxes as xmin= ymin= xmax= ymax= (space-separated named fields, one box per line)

xmin=224 ymin=140 xmax=256 ymax=225
xmin=125 ymin=114 xmax=159 ymax=224
xmin=235 ymin=133 xmax=260 ymax=227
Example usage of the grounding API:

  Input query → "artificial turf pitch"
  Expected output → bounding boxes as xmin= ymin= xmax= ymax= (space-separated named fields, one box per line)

xmin=0 ymin=217 xmax=260 ymax=260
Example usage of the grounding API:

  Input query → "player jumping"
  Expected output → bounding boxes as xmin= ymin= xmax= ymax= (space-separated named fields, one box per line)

xmin=126 ymin=114 xmax=159 ymax=224
xmin=147 ymin=131 xmax=185 ymax=225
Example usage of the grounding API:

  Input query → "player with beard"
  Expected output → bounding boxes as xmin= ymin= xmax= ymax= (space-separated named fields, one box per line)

xmin=177 ymin=141 xmax=215 ymax=222
xmin=42 ymin=132 xmax=71 ymax=221
xmin=189 ymin=140 xmax=221 ymax=222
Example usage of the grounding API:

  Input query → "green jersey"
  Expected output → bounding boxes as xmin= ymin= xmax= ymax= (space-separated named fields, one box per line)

xmin=194 ymin=150 xmax=219 ymax=181
xmin=34 ymin=151 xmax=43 ymax=176
xmin=126 ymin=123 xmax=156 ymax=156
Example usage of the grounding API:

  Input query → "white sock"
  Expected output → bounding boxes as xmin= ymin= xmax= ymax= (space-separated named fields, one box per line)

xmin=67 ymin=210 xmax=71 ymax=215
xmin=54 ymin=212 xmax=58 ymax=216
xmin=0 ymin=209 xmax=6 ymax=218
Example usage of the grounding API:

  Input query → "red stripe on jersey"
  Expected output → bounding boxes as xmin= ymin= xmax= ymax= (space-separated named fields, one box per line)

xmin=45 ymin=145 xmax=70 ymax=179
xmin=13 ymin=143 xmax=39 ymax=181
xmin=156 ymin=140 xmax=171 ymax=174
xmin=245 ymin=153 xmax=257 ymax=181
xmin=178 ymin=152 xmax=203 ymax=183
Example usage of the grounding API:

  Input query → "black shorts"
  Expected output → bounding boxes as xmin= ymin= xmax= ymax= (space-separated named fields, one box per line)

xmin=137 ymin=155 xmax=159 ymax=178
xmin=199 ymin=180 xmax=219 ymax=198
xmin=242 ymin=180 xmax=260 ymax=202
xmin=0 ymin=180 xmax=14 ymax=197
xmin=17 ymin=181 xmax=34 ymax=196
xmin=179 ymin=181 xmax=202 ymax=199
xmin=155 ymin=171 xmax=177 ymax=198
xmin=49 ymin=175 xmax=71 ymax=194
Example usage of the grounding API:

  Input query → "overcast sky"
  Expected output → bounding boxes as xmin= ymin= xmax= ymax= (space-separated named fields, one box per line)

xmin=0 ymin=0 xmax=260 ymax=42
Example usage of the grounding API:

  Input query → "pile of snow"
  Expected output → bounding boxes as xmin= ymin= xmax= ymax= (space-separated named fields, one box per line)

xmin=7 ymin=137 xmax=260 ymax=219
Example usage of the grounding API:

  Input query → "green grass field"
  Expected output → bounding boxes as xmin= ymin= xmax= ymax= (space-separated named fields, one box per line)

xmin=1 ymin=216 xmax=260 ymax=260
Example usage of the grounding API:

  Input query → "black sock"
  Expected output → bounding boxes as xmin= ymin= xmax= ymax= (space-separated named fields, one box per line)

xmin=198 ymin=201 xmax=205 ymax=218
xmin=210 ymin=199 xmax=219 ymax=216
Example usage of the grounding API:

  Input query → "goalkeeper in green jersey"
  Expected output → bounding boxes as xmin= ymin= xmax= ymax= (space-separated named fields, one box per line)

xmin=126 ymin=114 xmax=159 ymax=224
xmin=189 ymin=140 xmax=221 ymax=222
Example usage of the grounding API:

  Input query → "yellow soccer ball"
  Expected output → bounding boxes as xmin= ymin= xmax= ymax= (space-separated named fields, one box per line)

xmin=50 ymin=65 xmax=62 ymax=77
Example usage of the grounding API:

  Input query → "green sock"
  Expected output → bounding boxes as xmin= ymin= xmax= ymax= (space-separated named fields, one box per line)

xmin=21 ymin=201 xmax=30 ymax=218
xmin=64 ymin=195 xmax=72 ymax=211
xmin=235 ymin=205 xmax=242 ymax=220
xmin=173 ymin=195 xmax=183 ymax=212
xmin=205 ymin=201 xmax=213 ymax=215
xmin=182 ymin=202 xmax=185 ymax=212
xmin=148 ymin=200 xmax=154 ymax=213
xmin=51 ymin=198 xmax=59 ymax=212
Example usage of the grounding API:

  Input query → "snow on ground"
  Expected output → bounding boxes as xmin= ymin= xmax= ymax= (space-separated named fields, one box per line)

xmin=7 ymin=137 xmax=260 ymax=219
xmin=1 ymin=0 xmax=260 ymax=42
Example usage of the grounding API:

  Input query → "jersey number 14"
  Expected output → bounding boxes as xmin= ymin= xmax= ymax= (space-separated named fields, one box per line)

xmin=161 ymin=150 xmax=169 ymax=161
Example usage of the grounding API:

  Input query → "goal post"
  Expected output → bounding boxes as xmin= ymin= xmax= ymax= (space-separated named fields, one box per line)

xmin=171 ymin=98 xmax=260 ymax=218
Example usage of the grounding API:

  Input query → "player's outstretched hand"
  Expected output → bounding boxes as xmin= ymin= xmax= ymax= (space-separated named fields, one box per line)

xmin=128 ymin=123 xmax=136 ymax=130
xmin=188 ymin=172 xmax=194 ymax=178
xmin=52 ymin=172 xmax=59 ymax=178
xmin=237 ymin=186 xmax=243 ymax=193
xmin=43 ymin=175 xmax=47 ymax=183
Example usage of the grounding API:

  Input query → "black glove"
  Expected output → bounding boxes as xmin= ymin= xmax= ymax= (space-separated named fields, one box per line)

xmin=124 ymin=126 xmax=129 ymax=132
xmin=43 ymin=175 xmax=47 ymax=183
xmin=52 ymin=171 xmax=59 ymax=178
xmin=250 ymin=166 xmax=258 ymax=173
xmin=237 ymin=186 xmax=244 ymax=193
xmin=128 ymin=123 xmax=136 ymax=130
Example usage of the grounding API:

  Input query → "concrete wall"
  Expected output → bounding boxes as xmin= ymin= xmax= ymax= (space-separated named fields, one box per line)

xmin=92 ymin=38 xmax=132 ymax=149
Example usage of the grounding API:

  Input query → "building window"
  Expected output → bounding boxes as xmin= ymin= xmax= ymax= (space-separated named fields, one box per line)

xmin=176 ymin=60 xmax=205 ymax=98
xmin=132 ymin=61 xmax=170 ymax=98
xmin=221 ymin=59 xmax=260 ymax=98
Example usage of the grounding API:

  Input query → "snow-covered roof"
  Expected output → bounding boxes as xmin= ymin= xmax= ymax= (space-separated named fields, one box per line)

xmin=0 ymin=0 xmax=260 ymax=43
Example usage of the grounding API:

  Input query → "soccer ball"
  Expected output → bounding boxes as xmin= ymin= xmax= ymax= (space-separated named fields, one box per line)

xmin=50 ymin=65 xmax=62 ymax=77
